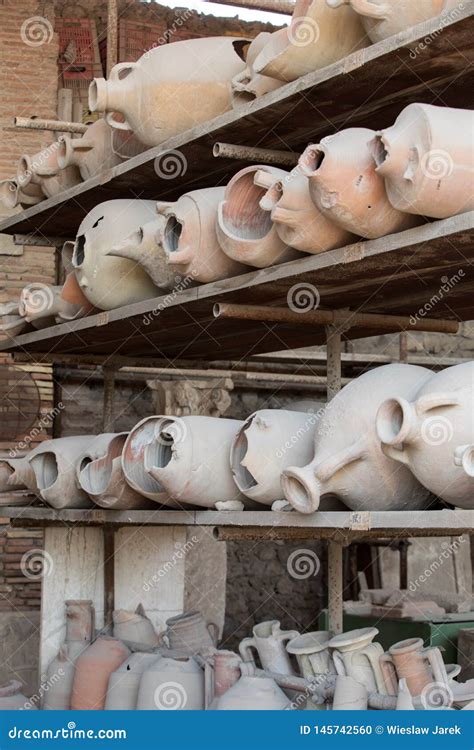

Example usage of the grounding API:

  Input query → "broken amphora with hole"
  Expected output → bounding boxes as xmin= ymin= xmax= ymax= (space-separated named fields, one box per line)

xmin=231 ymin=32 xmax=284 ymax=108
xmin=121 ymin=416 xmax=176 ymax=507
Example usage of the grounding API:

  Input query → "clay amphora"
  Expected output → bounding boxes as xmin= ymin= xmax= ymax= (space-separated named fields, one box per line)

xmin=230 ymin=408 xmax=320 ymax=507
xmin=327 ymin=0 xmax=461 ymax=43
xmin=300 ymin=128 xmax=420 ymax=238
xmin=239 ymin=620 xmax=299 ymax=675
xmin=113 ymin=605 xmax=160 ymax=649
xmin=329 ymin=627 xmax=386 ymax=694
xmin=0 ymin=680 xmax=38 ymax=710
xmin=217 ymin=166 xmax=302 ymax=268
xmin=17 ymin=145 xmax=81 ymax=198
xmin=156 ymin=188 xmax=246 ymax=283
xmin=216 ymin=675 xmax=290 ymax=710
xmin=0 ymin=301 xmax=28 ymax=338
xmin=371 ymin=104 xmax=474 ymax=219
xmin=43 ymin=641 xmax=86 ymax=710
xmin=286 ymin=631 xmax=334 ymax=681
xmin=260 ymin=167 xmax=354 ymax=252
xmin=89 ymin=37 xmax=248 ymax=147
xmin=71 ymin=637 xmax=130 ymax=710
xmin=106 ymin=217 xmax=185 ymax=290
xmin=0 ymin=178 xmax=44 ymax=209
xmin=231 ymin=32 xmax=284 ymax=107
xmin=208 ymin=649 xmax=242 ymax=699
xmin=136 ymin=655 xmax=205 ymax=710
xmin=0 ymin=456 xmax=33 ymax=492
xmin=105 ymin=652 xmax=158 ymax=710
xmin=253 ymin=1 xmax=367 ymax=82
xmin=144 ymin=415 xmax=250 ymax=510
xmin=66 ymin=600 xmax=95 ymax=643
xmin=28 ymin=436 xmax=99 ymax=509
xmin=164 ymin=611 xmax=218 ymax=657
xmin=332 ymin=675 xmax=368 ymax=710
xmin=121 ymin=417 xmax=176 ymax=507
xmin=72 ymin=200 xmax=160 ymax=310
xmin=57 ymin=118 xmax=122 ymax=181
xmin=376 ymin=362 xmax=474 ymax=509
xmin=19 ymin=281 xmax=91 ymax=327
xmin=395 ymin=677 xmax=415 ymax=710
xmin=380 ymin=637 xmax=448 ymax=697
xmin=457 ymin=444 xmax=474 ymax=478
xmin=79 ymin=433 xmax=154 ymax=510
xmin=282 ymin=364 xmax=433 ymax=513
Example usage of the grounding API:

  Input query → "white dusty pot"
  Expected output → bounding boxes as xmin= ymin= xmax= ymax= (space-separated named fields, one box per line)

xmin=156 ymin=188 xmax=245 ymax=283
xmin=281 ymin=364 xmax=433 ymax=513
xmin=216 ymin=675 xmax=290 ymax=710
xmin=329 ymin=627 xmax=387 ymax=694
xmin=299 ymin=128 xmax=420 ymax=238
xmin=72 ymin=200 xmax=160 ymax=310
xmin=253 ymin=0 xmax=368 ymax=82
xmin=230 ymin=408 xmax=320 ymax=507
xmin=327 ymin=0 xmax=461 ymax=43
xmin=260 ymin=167 xmax=354 ymax=252
xmin=78 ymin=433 xmax=155 ymax=510
xmin=143 ymin=415 xmax=250 ymax=510
xmin=231 ymin=32 xmax=284 ymax=108
xmin=0 ymin=301 xmax=28 ymax=338
xmin=239 ymin=620 xmax=299 ymax=675
xmin=371 ymin=103 xmax=474 ymax=219
xmin=113 ymin=605 xmax=161 ymax=649
xmin=121 ymin=417 xmax=176 ymax=507
xmin=43 ymin=641 xmax=86 ymax=710
xmin=286 ymin=631 xmax=335 ymax=681
xmin=332 ymin=675 xmax=367 ymax=710
xmin=136 ymin=655 xmax=204 ymax=710
xmin=376 ymin=361 xmax=474 ymax=509
xmin=105 ymin=652 xmax=158 ymax=710
xmin=89 ymin=37 xmax=248 ymax=147
xmin=57 ymin=118 xmax=122 ymax=182
xmin=217 ymin=166 xmax=302 ymax=268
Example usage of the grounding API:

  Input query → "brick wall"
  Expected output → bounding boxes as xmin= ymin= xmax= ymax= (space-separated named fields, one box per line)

xmin=0 ymin=525 xmax=42 ymax=612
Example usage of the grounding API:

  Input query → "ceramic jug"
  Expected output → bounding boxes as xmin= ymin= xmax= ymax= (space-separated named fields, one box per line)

xmin=299 ymin=128 xmax=420 ymax=238
xmin=144 ymin=415 xmax=250 ymax=510
xmin=0 ymin=301 xmax=28 ymax=338
xmin=380 ymin=637 xmax=449 ymax=696
xmin=155 ymin=188 xmax=245 ymax=283
xmin=113 ymin=605 xmax=160 ymax=649
xmin=0 ymin=178 xmax=44 ymax=209
xmin=136 ymin=655 xmax=205 ymax=710
xmin=121 ymin=417 xmax=176 ymax=507
xmin=16 ymin=141 xmax=81 ymax=198
xmin=329 ymin=627 xmax=386 ymax=694
xmin=106 ymin=217 xmax=185 ymax=290
xmin=105 ymin=652 xmax=158 ymax=710
xmin=376 ymin=361 xmax=474 ymax=508
xmin=72 ymin=200 xmax=160 ymax=310
xmin=216 ymin=675 xmax=290 ymax=710
xmin=230 ymin=408 xmax=321 ymax=507
xmin=231 ymin=32 xmax=283 ymax=107
xmin=207 ymin=649 xmax=242 ymax=700
xmin=253 ymin=0 xmax=367 ymax=82
xmin=57 ymin=118 xmax=122 ymax=181
xmin=239 ymin=620 xmax=299 ymax=675
xmin=42 ymin=641 xmax=86 ymax=710
xmin=371 ymin=103 xmax=474 ymax=218
xmin=0 ymin=680 xmax=38 ymax=710
xmin=164 ymin=611 xmax=219 ymax=656
xmin=327 ymin=0 xmax=461 ymax=43
xmin=286 ymin=631 xmax=335 ymax=681
xmin=332 ymin=675 xmax=368 ymax=710
xmin=65 ymin=600 xmax=95 ymax=643
xmin=282 ymin=364 xmax=433 ymax=513
xmin=70 ymin=637 xmax=130 ymax=710
xmin=89 ymin=37 xmax=248 ymax=147
xmin=260 ymin=167 xmax=354 ymax=252
xmin=217 ymin=166 xmax=302 ymax=268
xmin=79 ymin=433 xmax=154 ymax=510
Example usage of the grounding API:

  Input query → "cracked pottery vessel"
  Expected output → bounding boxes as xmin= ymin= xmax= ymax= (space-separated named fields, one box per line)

xmin=376 ymin=361 xmax=474 ymax=508
xmin=79 ymin=433 xmax=154 ymax=510
xmin=164 ymin=611 xmax=218 ymax=656
xmin=371 ymin=103 xmax=474 ymax=218
xmin=253 ymin=0 xmax=367 ymax=83
xmin=332 ymin=675 xmax=368 ymax=710
xmin=231 ymin=32 xmax=284 ymax=108
xmin=0 ymin=680 xmax=38 ymax=710
xmin=71 ymin=637 xmax=130 ymax=710
xmin=136 ymin=655 xmax=204 ymax=710
xmin=327 ymin=0 xmax=461 ymax=43
xmin=299 ymin=128 xmax=420 ymax=238
xmin=16 ymin=144 xmax=81 ymax=199
xmin=260 ymin=167 xmax=354 ymax=253
xmin=72 ymin=200 xmax=160 ymax=310
xmin=144 ymin=415 xmax=250 ymax=510
xmin=329 ymin=627 xmax=386 ymax=694
xmin=105 ymin=652 xmax=158 ymax=710
xmin=239 ymin=620 xmax=299 ymax=675
xmin=113 ymin=605 xmax=161 ymax=649
xmin=156 ymin=188 xmax=245 ymax=283
xmin=89 ymin=37 xmax=248 ymax=147
xmin=230 ymin=408 xmax=321 ymax=507
xmin=286 ymin=631 xmax=335 ymax=682
xmin=0 ymin=302 xmax=28 ymax=338
xmin=43 ymin=641 xmax=87 ymax=710
xmin=57 ymin=118 xmax=122 ymax=181
xmin=216 ymin=675 xmax=290 ymax=710
xmin=281 ymin=364 xmax=433 ymax=514
xmin=380 ymin=637 xmax=449 ymax=696
xmin=122 ymin=417 xmax=177 ymax=506
xmin=217 ymin=166 xmax=302 ymax=268
xmin=0 ymin=179 xmax=44 ymax=209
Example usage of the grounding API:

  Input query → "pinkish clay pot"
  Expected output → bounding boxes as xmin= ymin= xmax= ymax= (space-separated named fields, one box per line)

xmin=371 ymin=103 xmax=474 ymax=219
xmin=71 ymin=637 xmax=130 ymax=710
xmin=210 ymin=650 xmax=242 ymax=699
xmin=217 ymin=166 xmax=302 ymax=268
xmin=282 ymin=364 xmax=433 ymax=513
xmin=380 ymin=637 xmax=448 ymax=697
xmin=57 ymin=118 xmax=122 ymax=181
xmin=89 ymin=37 xmax=248 ymax=147
xmin=299 ymin=129 xmax=420 ymax=238
xmin=121 ymin=416 xmax=175 ymax=507
xmin=253 ymin=0 xmax=367 ymax=82
xmin=260 ymin=167 xmax=354 ymax=252
xmin=231 ymin=32 xmax=284 ymax=107
xmin=16 ymin=144 xmax=81 ymax=199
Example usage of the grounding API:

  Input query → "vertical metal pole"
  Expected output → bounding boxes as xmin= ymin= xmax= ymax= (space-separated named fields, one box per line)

xmin=102 ymin=367 xmax=116 ymax=432
xmin=107 ymin=0 xmax=118 ymax=76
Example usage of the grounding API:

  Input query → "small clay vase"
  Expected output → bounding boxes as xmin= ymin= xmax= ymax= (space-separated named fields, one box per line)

xmin=329 ymin=627 xmax=386 ymax=694
xmin=380 ymin=637 xmax=449 ymax=696
xmin=70 ymin=637 xmax=130 ymax=710
xmin=239 ymin=620 xmax=299 ymax=675
xmin=164 ymin=611 xmax=218 ymax=657
xmin=287 ymin=631 xmax=334 ymax=681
